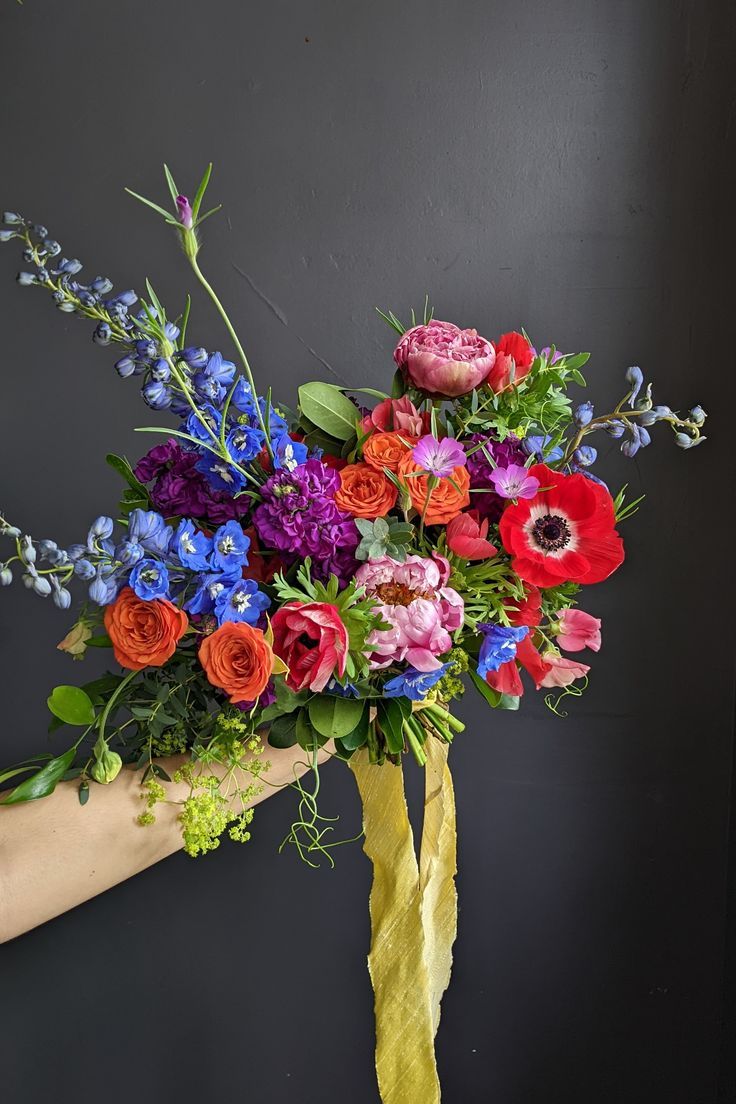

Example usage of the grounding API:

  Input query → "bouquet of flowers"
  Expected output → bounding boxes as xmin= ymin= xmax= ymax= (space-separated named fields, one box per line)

xmin=0 ymin=166 xmax=706 ymax=1103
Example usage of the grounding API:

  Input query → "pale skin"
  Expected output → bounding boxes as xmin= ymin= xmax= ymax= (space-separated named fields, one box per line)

xmin=0 ymin=739 xmax=333 ymax=944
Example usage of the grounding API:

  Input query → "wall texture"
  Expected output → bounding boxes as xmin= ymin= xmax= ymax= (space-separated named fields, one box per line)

xmin=0 ymin=2 xmax=733 ymax=1102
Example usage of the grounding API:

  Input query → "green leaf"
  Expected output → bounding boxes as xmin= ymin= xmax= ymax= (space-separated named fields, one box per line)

xmin=298 ymin=383 xmax=359 ymax=441
xmin=78 ymin=781 xmax=90 ymax=806
xmin=561 ymin=352 xmax=590 ymax=372
xmin=338 ymin=706 xmax=370 ymax=751
xmin=0 ymin=761 xmax=47 ymax=787
xmin=350 ymin=387 xmax=390 ymax=401
xmin=47 ymin=685 xmax=95 ymax=727
xmin=0 ymin=749 xmax=76 ymax=805
xmin=296 ymin=709 xmax=327 ymax=751
xmin=163 ymin=163 xmax=180 ymax=205
xmin=268 ymin=712 xmax=299 ymax=748
xmin=85 ymin=634 xmax=113 ymax=649
xmin=192 ymin=163 xmax=213 ymax=218
xmin=106 ymin=454 xmax=150 ymax=499
xmin=468 ymin=669 xmax=502 ymax=708
xmin=308 ymin=695 xmax=365 ymax=740
xmin=377 ymin=698 xmax=410 ymax=755
xmin=124 ymin=187 xmax=174 ymax=221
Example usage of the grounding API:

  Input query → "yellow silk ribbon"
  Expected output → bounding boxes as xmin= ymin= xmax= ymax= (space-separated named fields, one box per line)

xmin=351 ymin=740 xmax=457 ymax=1103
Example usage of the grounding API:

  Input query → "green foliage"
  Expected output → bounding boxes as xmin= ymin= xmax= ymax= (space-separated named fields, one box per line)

xmin=355 ymin=516 xmax=415 ymax=562
xmin=0 ymin=749 xmax=76 ymax=805
xmin=298 ymin=382 xmax=359 ymax=441
xmin=106 ymin=453 xmax=151 ymax=516
xmin=47 ymin=685 xmax=96 ymax=726
xmin=308 ymin=695 xmax=365 ymax=740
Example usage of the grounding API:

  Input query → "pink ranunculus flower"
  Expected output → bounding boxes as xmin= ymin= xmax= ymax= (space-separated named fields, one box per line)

xmin=360 ymin=396 xmax=431 ymax=437
xmin=270 ymin=601 xmax=349 ymax=693
xmin=393 ymin=320 xmax=496 ymax=398
xmin=355 ymin=554 xmax=464 ymax=671
xmin=539 ymin=654 xmax=591 ymax=689
xmin=556 ymin=608 xmax=602 ymax=652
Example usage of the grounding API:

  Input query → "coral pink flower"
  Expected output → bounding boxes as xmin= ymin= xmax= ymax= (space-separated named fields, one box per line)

xmin=355 ymin=554 xmax=463 ymax=671
xmin=360 ymin=396 xmax=431 ymax=437
xmin=556 ymin=608 xmax=602 ymax=652
xmin=270 ymin=601 xmax=349 ymax=693
xmin=394 ymin=320 xmax=496 ymax=397
xmin=539 ymin=654 xmax=591 ymax=688
xmin=445 ymin=511 xmax=497 ymax=560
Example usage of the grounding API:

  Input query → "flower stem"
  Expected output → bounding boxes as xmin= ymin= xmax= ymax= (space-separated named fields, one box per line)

xmin=189 ymin=256 xmax=273 ymax=458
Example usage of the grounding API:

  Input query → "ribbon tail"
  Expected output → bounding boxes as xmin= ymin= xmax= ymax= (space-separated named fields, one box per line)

xmin=351 ymin=751 xmax=441 ymax=1104
xmin=419 ymin=738 xmax=458 ymax=1036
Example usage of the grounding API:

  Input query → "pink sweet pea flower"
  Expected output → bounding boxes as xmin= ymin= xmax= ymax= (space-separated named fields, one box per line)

xmin=446 ymin=511 xmax=498 ymax=560
xmin=556 ymin=608 xmax=602 ymax=652
xmin=539 ymin=654 xmax=591 ymax=688
xmin=489 ymin=463 xmax=540 ymax=500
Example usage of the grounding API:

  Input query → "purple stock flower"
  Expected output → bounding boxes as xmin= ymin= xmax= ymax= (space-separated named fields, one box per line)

xmin=465 ymin=432 xmax=527 ymax=522
xmin=253 ymin=459 xmax=359 ymax=584
xmin=133 ymin=439 xmax=248 ymax=524
xmin=412 ymin=435 xmax=466 ymax=478
xmin=176 ymin=195 xmax=193 ymax=229
xmin=489 ymin=464 xmax=540 ymax=500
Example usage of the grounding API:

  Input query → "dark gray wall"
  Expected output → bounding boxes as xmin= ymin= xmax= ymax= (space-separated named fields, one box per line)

xmin=0 ymin=2 xmax=733 ymax=1102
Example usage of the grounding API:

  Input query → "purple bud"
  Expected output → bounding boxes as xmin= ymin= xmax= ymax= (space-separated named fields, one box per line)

xmin=625 ymin=365 xmax=644 ymax=406
xmin=180 ymin=345 xmax=208 ymax=369
xmin=573 ymin=445 xmax=597 ymax=467
xmin=176 ymin=194 xmax=194 ymax=229
xmin=604 ymin=419 xmax=626 ymax=439
xmin=115 ymin=355 xmax=136 ymax=379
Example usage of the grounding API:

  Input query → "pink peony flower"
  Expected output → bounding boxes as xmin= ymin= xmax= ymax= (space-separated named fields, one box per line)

xmin=393 ymin=320 xmax=496 ymax=398
xmin=539 ymin=654 xmax=590 ymax=688
xmin=270 ymin=601 xmax=349 ymax=693
xmin=556 ymin=608 xmax=602 ymax=652
xmin=360 ymin=396 xmax=431 ymax=437
xmin=355 ymin=554 xmax=464 ymax=671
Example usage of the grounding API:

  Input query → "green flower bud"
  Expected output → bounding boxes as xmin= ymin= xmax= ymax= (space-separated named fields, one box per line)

xmin=90 ymin=749 xmax=123 ymax=785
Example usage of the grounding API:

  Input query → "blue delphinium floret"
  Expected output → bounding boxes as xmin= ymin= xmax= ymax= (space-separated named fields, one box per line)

xmin=476 ymin=624 xmax=529 ymax=677
xmin=383 ymin=665 xmax=450 ymax=701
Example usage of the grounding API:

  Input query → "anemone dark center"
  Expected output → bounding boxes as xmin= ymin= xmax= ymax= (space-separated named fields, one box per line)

xmin=531 ymin=513 xmax=571 ymax=552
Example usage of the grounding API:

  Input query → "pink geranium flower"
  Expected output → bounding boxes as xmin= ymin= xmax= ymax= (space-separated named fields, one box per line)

xmin=556 ymin=608 xmax=602 ymax=652
xmin=489 ymin=464 xmax=540 ymax=500
xmin=355 ymin=554 xmax=464 ymax=671
xmin=412 ymin=435 xmax=466 ymax=478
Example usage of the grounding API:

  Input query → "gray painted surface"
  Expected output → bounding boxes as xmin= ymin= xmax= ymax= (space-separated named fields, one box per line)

xmin=0 ymin=2 xmax=733 ymax=1101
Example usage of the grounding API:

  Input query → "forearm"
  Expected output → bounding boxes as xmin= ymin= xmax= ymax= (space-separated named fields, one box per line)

xmin=0 ymin=740 xmax=332 ymax=943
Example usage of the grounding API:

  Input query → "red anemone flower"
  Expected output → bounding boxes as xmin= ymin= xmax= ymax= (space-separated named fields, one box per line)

xmin=499 ymin=464 xmax=624 ymax=587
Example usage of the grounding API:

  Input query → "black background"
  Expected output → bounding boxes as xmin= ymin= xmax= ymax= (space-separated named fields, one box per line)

xmin=1 ymin=2 xmax=734 ymax=1102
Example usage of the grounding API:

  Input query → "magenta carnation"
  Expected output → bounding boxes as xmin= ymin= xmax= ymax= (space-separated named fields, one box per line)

xmin=355 ymin=554 xmax=464 ymax=671
xmin=394 ymin=320 xmax=496 ymax=398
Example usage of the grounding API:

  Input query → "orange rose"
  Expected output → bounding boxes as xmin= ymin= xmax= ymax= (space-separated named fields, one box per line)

xmin=362 ymin=431 xmax=417 ymax=474
xmin=104 ymin=587 xmax=188 ymax=671
xmin=398 ymin=453 xmax=471 ymax=525
xmin=198 ymin=621 xmax=273 ymax=704
xmin=334 ymin=462 xmax=398 ymax=519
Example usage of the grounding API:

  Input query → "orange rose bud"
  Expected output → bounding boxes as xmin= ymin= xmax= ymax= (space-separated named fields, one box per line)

xmin=104 ymin=587 xmax=188 ymax=671
xmin=362 ymin=431 xmax=417 ymax=474
xmin=198 ymin=621 xmax=273 ymax=704
xmin=334 ymin=462 xmax=398 ymax=519
xmin=398 ymin=453 xmax=471 ymax=525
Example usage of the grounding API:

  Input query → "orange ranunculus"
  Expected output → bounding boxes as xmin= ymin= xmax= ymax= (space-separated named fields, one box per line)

xmin=334 ymin=462 xmax=398 ymax=519
xmin=398 ymin=452 xmax=471 ymax=525
xmin=198 ymin=621 xmax=273 ymax=704
xmin=362 ymin=430 xmax=417 ymax=474
xmin=104 ymin=587 xmax=188 ymax=671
